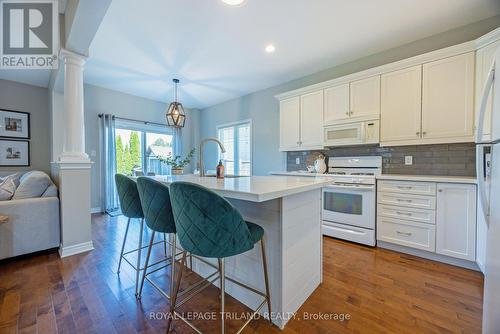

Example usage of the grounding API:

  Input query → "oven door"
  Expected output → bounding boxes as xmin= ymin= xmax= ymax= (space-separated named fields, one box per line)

xmin=322 ymin=184 xmax=375 ymax=229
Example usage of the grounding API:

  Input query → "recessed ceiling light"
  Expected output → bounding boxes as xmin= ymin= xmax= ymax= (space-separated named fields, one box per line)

xmin=265 ymin=44 xmax=276 ymax=53
xmin=221 ymin=0 xmax=245 ymax=5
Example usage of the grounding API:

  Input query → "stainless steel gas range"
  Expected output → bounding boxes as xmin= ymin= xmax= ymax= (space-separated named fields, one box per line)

xmin=322 ymin=156 xmax=382 ymax=246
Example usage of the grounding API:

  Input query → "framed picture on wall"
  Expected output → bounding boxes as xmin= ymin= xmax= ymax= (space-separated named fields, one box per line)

xmin=0 ymin=109 xmax=30 ymax=139
xmin=0 ymin=140 xmax=30 ymax=166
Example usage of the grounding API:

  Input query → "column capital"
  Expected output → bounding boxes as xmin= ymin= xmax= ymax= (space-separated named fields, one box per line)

xmin=59 ymin=48 xmax=87 ymax=67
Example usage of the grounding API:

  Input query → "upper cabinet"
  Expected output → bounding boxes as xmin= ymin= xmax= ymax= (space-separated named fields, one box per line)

xmin=475 ymin=40 xmax=500 ymax=142
xmin=300 ymin=90 xmax=324 ymax=149
xmin=421 ymin=52 xmax=475 ymax=141
xmin=349 ymin=76 xmax=381 ymax=119
xmin=279 ymin=92 xmax=324 ymax=151
xmin=323 ymin=76 xmax=381 ymax=126
xmin=380 ymin=65 xmax=422 ymax=143
xmin=324 ymin=84 xmax=349 ymax=124
xmin=279 ymin=97 xmax=301 ymax=151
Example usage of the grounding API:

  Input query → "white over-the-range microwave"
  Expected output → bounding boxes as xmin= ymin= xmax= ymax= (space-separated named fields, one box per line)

xmin=323 ymin=119 xmax=379 ymax=146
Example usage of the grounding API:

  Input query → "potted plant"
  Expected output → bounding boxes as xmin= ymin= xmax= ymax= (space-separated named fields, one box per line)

xmin=157 ymin=148 xmax=195 ymax=175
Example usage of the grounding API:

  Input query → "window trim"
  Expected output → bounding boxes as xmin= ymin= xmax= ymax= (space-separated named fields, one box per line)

xmin=216 ymin=119 xmax=252 ymax=176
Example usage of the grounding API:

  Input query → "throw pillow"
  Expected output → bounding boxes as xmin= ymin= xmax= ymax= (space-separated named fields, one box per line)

xmin=12 ymin=171 xmax=54 ymax=199
xmin=0 ymin=174 xmax=20 ymax=200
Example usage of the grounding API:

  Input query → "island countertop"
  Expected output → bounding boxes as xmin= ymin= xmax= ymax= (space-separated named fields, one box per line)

xmin=150 ymin=174 xmax=332 ymax=202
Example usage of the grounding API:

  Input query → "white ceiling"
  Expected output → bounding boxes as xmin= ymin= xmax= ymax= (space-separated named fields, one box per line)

xmin=2 ymin=1 xmax=499 ymax=107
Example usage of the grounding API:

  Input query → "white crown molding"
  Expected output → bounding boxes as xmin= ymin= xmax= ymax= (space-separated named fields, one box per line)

xmin=475 ymin=27 xmax=500 ymax=49
xmin=276 ymin=28 xmax=500 ymax=101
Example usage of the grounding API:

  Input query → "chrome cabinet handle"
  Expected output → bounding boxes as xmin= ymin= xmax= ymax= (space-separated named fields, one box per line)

xmin=422 ymin=131 xmax=427 ymax=136
xmin=397 ymin=199 xmax=413 ymax=203
xmin=345 ymin=112 xmax=350 ymax=115
xmin=396 ymin=211 xmax=412 ymax=216
xmin=397 ymin=186 xmax=413 ymax=189
xmin=416 ymin=131 xmax=420 ymax=136
xmin=396 ymin=231 xmax=412 ymax=236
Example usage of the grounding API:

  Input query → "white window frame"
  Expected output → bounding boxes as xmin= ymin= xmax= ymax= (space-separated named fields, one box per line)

xmin=216 ymin=119 xmax=252 ymax=176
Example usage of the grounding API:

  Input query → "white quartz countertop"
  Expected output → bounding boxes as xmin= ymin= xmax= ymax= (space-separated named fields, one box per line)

xmin=151 ymin=174 xmax=332 ymax=202
xmin=376 ymin=174 xmax=477 ymax=184
xmin=270 ymin=171 xmax=334 ymax=178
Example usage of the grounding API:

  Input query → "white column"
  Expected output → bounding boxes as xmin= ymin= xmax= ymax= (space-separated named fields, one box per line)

xmin=54 ymin=49 xmax=94 ymax=258
xmin=59 ymin=49 xmax=89 ymax=162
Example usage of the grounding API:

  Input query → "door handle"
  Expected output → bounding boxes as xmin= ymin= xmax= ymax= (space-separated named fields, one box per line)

xmin=396 ymin=231 xmax=412 ymax=236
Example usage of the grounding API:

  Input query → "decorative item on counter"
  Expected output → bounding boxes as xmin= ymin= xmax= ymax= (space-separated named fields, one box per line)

xmin=314 ymin=154 xmax=327 ymax=174
xmin=216 ymin=160 xmax=225 ymax=179
xmin=156 ymin=148 xmax=195 ymax=175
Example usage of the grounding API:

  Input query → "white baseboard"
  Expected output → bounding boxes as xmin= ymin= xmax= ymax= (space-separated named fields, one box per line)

xmin=91 ymin=207 xmax=102 ymax=214
xmin=377 ymin=241 xmax=480 ymax=271
xmin=59 ymin=241 xmax=94 ymax=258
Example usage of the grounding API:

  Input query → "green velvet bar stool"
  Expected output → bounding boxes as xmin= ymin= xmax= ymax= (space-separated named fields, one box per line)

xmin=136 ymin=177 xmax=178 ymax=300
xmin=114 ymin=174 xmax=145 ymax=296
xmin=167 ymin=181 xmax=272 ymax=334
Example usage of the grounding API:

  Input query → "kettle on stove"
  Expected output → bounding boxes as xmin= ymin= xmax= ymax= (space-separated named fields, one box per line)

xmin=314 ymin=154 xmax=327 ymax=174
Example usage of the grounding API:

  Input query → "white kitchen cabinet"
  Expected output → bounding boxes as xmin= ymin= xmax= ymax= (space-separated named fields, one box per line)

xmin=350 ymin=76 xmax=380 ymax=119
xmin=279 ymin=96 xmax=301 ymax=151
xmin=422 ymin=53 xmax=475 ymax=141
xmin=436 ymin=183 xmax=477 ymax=261
xmin=475 ymin=40 xmax=500 ymax=142
xmin=300 ymin=90 xmax=324 ymax=149
xmin=380 ymin=65 xmax=422 ymax=143
xmin=324 ymin=84 xmax=349 ymax=125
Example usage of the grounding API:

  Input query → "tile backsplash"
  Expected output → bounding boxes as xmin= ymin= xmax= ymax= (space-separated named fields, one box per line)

xmin=287 ymin=143 xmax=476 ymax=177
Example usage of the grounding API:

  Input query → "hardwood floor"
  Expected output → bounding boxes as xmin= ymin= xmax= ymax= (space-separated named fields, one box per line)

xmin=0 ymin=213 xmax=483 ymax=334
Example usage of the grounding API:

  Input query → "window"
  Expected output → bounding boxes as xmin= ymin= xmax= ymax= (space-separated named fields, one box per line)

xmin=115 ymin=120 xmax=174 ymax=176
xmin=217 ymin=120 xmax=252 ymax=176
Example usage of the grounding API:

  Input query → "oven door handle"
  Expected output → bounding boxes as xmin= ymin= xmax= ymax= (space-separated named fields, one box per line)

xmin=324 ymin=184 xmax=375 ymax=191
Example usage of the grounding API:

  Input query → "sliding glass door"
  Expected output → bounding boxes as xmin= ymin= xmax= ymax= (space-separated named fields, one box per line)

xmin=114 ymin=120 xmax=174 ymax=176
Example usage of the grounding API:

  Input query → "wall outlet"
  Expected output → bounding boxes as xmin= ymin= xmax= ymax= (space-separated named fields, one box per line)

xmin=295 ymin=157 xmax=300 ymax=165
xmin=405 ymin=156 xmax=413 ymax=165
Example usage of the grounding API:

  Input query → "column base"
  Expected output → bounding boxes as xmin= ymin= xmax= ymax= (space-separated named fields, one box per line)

xmin=55 ymin=161 xmax=93 ymax=258
xmin=59 ymin=241 xmax=94 ymax=258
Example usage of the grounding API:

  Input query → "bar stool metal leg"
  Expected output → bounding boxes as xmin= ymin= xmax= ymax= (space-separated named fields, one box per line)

xmin=135 ymin=218 xmax=144 ymax=296
xmin=261 ymin=239 xmax=272 ymax=323
xmin=117 ymin=217 xmax=131 ymax=274
xmin=169 ymin=235 xmax=177 ymax=300
xmin=167 ymin=251 xmax=187 ymax=333
xmin=138 ymin=230 xmax=156 ymax=298
xmin=219 ymin=258 xmax=225 ymax=334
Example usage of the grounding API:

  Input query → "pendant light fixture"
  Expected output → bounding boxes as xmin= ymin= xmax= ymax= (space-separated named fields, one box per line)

xmin=166 ymin=78 xmax=186 ymax=128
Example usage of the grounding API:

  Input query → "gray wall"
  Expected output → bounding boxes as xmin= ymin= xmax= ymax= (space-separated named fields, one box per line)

xmin=84 ymin=84 xmax=199 ymax=209
xmin=199 ymin=15 xmax=500 ymax=175
xmin=0 ymin=79 xmax=50 ymax=174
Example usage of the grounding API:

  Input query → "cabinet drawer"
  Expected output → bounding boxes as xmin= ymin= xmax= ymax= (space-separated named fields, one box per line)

xmin=378 ymin=204 xmax=436 ymax=224
xmin=377 ymin=192 xmax=436 ymax=210
xmin=377 ymin=216 xmax=436 ymax=252
xmin=378 ymin=180 xmax=436 ymax=196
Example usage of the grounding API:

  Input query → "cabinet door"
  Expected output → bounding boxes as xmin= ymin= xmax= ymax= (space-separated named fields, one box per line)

xmin=300 ymin=90 xmax=324 ymax=149
xmin=350 ymin=76 xmax=380 ymax=119
xmin=324 ymin=84 xmax=349 ymax=124
xmin=422 ymin=53 xmax=475 ymax=140
xmin=279 ymin=97 xmax=300 ymax=151
xmin=436 ymin=183 xmax=476 ymax=261
xmin=475 ymin=40 xmax=500 ymax=141
xmin=380 ymin=65 xmax=422 ymax=143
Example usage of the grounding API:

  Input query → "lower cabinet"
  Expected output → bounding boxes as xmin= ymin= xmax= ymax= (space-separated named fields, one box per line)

xmin=436 ymin=183 xmax=477 ymax=261
xmin=377 ymin=180 xmax=477 ymax=263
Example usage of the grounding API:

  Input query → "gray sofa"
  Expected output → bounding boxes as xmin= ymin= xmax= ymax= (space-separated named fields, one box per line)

xmin=0 ymin=171 xmax=60 ymax=260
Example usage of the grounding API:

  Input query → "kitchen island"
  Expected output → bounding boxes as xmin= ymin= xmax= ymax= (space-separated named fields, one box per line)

xmin=152 ymin=174 xmax=331 ymax=329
